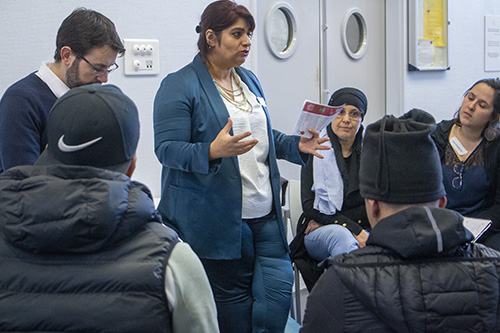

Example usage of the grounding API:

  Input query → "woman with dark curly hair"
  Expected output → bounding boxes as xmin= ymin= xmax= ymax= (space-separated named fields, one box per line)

xmin=432 ymin=78 xmax=500 ymax=250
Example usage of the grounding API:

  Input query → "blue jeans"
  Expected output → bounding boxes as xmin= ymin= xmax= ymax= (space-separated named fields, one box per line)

xmin=201 ymin=213 xmax=293 ymax=333
xmin=304 ymin=224 xmax=359 ymax=261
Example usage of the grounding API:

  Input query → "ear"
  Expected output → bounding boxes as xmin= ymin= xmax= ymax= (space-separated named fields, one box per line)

xmin=438 ymin=195 xmax=447 ymax=208
xmin=125 ymin=155 xmax=137 ymax=178
xmin=366 ymin=199 xmax=379 ymax=215
xmin=60 ymin=46 xmax=75 ymax=67
xmin=205 ymin=29 xmax=216 ymax=48
xmin=365 ymin=199 xmax=380 ymax=228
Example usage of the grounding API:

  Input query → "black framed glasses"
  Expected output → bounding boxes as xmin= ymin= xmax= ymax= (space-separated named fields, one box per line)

xmin=77 ymin=54 xmax=118 ymax=77
xmin=452 ymin=162 xmax=464 ymax=190
xmin=338 ymin=109 xmax=363 ymax=120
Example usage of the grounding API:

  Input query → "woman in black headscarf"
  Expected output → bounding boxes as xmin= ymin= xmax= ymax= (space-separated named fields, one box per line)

xmin=290 ymin=87 xmax=370 ymax=290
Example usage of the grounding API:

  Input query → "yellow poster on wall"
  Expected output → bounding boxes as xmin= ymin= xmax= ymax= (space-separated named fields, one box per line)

xmin=424 ymin=0 xmax=445 ymax=47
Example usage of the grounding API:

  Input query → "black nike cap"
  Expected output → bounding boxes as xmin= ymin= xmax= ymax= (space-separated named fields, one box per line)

xmin=36 ymin=84 xmax=140 ymax=173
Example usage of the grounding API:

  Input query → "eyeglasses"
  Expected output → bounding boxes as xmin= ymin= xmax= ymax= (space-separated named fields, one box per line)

xmin=77 ymin=54 xmax=118 ymax=77
xmin=338 ymin=109 xmax=363 ymax=120
xmin=452 ymin=162 xmax=464 ymax=190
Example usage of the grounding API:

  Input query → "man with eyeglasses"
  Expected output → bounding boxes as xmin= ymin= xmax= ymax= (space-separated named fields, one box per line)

xmin=301 ymin=109 xmax=500 ymax=332
xmin=0 ymin=8 xmax=124 ymax=173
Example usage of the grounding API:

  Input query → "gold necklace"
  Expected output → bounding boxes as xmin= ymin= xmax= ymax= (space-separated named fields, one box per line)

xmin=213 ymin=69 xmax=253 ymax=113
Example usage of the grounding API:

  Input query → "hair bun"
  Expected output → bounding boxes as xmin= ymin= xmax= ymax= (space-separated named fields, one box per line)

xmin=195 ymin=25 xmax=201 ymax=33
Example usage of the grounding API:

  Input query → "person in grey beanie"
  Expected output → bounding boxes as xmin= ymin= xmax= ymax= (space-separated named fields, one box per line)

xmin=301 ymin=109 xmax=500 ymax=333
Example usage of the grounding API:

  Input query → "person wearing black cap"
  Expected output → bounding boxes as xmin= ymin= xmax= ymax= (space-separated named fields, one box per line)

xmin=290 ymin=87 xmax=370 ymax=291
xmin=0 ymin=84 xmax=219 ymax=332
xmin=301 ymin=109 xmax=500 ymax=332
xmin=0 ymin=8 xmax=125 ymax=174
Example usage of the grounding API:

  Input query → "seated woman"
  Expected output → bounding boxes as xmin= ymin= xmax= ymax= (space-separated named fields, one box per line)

xmin=432 ymin=78 xmax=500 ymax=250
xmin=290 ymin=87 xmax=370 ymax=290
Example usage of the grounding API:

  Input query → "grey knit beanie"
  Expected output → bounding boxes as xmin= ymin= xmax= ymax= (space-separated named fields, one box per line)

xmin=359 ymin=109 xmax=445 ymax=204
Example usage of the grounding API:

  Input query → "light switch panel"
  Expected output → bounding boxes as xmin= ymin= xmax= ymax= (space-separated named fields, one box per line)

xmin=123 ymin=38 xmax=160 ymax=75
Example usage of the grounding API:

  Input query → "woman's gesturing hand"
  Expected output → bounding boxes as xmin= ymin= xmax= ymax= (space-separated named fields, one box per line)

xmin=298 ymin=128 xmax=330 ymax=159
xmin=209 ymin=118 xmax=259 ymax=160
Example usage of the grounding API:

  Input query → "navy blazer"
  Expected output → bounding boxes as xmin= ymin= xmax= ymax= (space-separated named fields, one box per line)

xmin=154 ymin=54 xmax=305 ymax=259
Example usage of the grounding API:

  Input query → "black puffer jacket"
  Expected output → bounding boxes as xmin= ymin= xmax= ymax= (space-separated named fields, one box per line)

xmin=0 ymin=165 xmax=178 ymax=332
xmin=301 ymin=206 xmax=500 ymax=333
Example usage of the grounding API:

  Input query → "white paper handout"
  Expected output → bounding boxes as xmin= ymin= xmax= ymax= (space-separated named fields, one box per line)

xmin=293 ymin=100 xmax=344 ymax=138
xmin=463 ymin=217 xmax=492 ymax=242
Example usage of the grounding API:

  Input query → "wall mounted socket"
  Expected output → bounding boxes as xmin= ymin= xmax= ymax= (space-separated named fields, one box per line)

xmin=123 ymin=38 xmax=160 ymax=75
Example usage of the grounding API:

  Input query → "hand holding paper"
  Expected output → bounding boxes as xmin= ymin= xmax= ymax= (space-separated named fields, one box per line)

xmin=293 ymin=100 xmax=344 ymax=138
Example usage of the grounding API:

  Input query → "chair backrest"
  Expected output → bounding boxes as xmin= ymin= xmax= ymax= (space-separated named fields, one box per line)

xmin=286 ymin=179 xmax=307 ymax=324
xmin=287 ymin=179 xmax=302 ymax=237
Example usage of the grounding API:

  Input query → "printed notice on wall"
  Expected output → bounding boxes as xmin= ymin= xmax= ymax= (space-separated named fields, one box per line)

xmin=485 ymin=15 xmax=500 ymax=72
xmin=424 ymin=0 xmax=445 ymax=47
xmin=418 ymin=39 xmax=435 ymax=67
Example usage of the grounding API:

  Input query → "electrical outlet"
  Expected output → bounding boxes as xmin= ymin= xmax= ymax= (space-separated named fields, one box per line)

xmin=123 ymin=38 xmax=160 ymax=75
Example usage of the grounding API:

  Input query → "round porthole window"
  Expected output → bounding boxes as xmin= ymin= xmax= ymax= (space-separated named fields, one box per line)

xmin=341 ymin=8 xmax=368 ymax=59
xmin=265 ymin=2 xmax=298 ymax=59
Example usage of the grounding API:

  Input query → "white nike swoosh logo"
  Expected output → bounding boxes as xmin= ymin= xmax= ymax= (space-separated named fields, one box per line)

xmin=58 ymin=135 xmax=103 ymax=152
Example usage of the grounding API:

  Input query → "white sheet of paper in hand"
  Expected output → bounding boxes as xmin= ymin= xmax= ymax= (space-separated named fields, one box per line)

xmin=293 ymin=100 xmax=344 ymax=138
xmin=463 ymin=217 xmax=492 ymax=242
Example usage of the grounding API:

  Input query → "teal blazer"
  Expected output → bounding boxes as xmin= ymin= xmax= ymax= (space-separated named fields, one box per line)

xmin=154 ymin=54 xmax=305 ymax=259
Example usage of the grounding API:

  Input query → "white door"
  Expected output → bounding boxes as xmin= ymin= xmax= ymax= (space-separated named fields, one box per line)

xmin=254 ymin=0 xmax=321 ymax=181
xmin=322 ymin=0 xmax=386 ymax=126
xmin=254 ymin=0 xmax=387 ymax=181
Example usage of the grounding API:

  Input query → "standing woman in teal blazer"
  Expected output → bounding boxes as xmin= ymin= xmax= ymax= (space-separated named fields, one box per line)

xmin=153 ymin=1 xmax=327 ymax=332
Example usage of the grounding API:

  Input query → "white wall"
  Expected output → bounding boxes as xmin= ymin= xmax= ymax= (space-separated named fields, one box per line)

xmin=0 ymin=0 xmax=250 ymax=197
xmin=403 ymin=0 xmax=500 ymax=121
xmin=0 ymin=0 xmax=499 ymax=196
